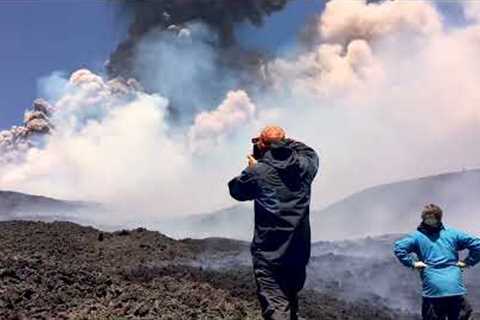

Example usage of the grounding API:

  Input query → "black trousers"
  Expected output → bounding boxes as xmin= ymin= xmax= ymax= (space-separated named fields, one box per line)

xmin=253 ymin=262 xmax=307 ymax=320
xmin=422 ymin=296 xmax=473 ymax=320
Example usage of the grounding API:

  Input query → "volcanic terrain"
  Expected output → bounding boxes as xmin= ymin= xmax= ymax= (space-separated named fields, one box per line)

xmin=0 ymin=220 xmax=421 ymax=320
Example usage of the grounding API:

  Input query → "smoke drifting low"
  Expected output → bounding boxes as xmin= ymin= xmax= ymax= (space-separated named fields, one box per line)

xmin=1 ymin=0 xmax=480 ymax=228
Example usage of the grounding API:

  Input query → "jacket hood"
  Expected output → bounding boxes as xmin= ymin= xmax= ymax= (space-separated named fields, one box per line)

xmin=261 ymin=140 xmax=298 ymax=171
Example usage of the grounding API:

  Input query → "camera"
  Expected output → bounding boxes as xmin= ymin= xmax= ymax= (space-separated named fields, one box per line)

xmin=251 ymin=137 xmax=264 ymax=160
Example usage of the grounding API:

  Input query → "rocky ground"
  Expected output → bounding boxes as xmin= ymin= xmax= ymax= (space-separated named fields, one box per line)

xmin=0 ymin=221 xmax=418 ymax=320
xmin=308 ymin=236 xmax=480 ymax=317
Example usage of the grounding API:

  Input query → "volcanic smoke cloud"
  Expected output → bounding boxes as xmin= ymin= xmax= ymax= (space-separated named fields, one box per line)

xmin=1 ymin=0 xmax=480 ymax=229
xmin=189 ymin=90 xmax=256 ymax=153
xmin=0 ymin=99 xmax=53 ymax=165
xmin=108 ymin=0 xmax=290 ymax=79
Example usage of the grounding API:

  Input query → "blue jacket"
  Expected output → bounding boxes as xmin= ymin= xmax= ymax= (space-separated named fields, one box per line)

xmin=228 ymin=139 xmax=319 ymax=267
xmin=394 ymin=226 xmax=480 ymax=298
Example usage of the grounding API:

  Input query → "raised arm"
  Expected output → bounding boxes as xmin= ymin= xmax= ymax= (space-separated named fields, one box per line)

xmin=288 ymin=140 xmax=319 ymax=183
xmin=394 ymin=234 xmax=418 ymax=268
xmin=456 ymin=231 xmax=480 ymax=267
xmin=228 ymin=169 xmax=259 ymax=202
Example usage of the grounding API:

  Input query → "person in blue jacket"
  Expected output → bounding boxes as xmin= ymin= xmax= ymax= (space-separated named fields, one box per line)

xmin=394 ymin=204 xmax=480 ymax=320
xmin=228 ymin=125 xmax=319 ymax=320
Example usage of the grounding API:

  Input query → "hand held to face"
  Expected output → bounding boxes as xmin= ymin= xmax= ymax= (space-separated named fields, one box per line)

xmin=247 ymin=154 xmax=257 ymax=171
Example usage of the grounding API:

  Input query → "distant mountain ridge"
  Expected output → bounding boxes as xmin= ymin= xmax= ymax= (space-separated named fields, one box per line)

xmin=311 ymin=169 xmax=480 ymax=240
xmin=2 ymin=169 xmax=479 ymax=241
xmin=161 ymin=169 xmax=480 ymax=241
xmin=0 ymin=190 xmax=94 ymax=221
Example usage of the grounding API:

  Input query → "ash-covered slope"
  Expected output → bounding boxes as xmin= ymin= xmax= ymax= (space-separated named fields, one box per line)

xmin=182 ymin=233 xmax=480 ymax=318
xmin=162 ymin=205 xmax=254 ymax=240
xmin=312 ymin=169 xmax=480 ymax=240
xmin=0 ymin=191 xmax=93 ymax=221
xmin=165 ymin=169 xmax=480 ymax=241
xmin=0 ymin=221 xmax=415 ymax=320
xmin=308 ymin=236 xmax=480 ymax=318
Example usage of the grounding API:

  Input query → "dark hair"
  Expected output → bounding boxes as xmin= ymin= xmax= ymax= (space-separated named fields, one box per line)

xmin=421 ymin=204 xmax=443 ymax=220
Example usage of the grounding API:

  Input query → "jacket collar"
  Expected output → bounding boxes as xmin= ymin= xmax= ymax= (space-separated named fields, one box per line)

xmin=417 ymin=222 xmax=445 ymax=235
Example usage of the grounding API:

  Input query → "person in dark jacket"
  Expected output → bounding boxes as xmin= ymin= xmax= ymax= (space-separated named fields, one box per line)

xmin=228 ymin=126 xmax=319 ymax=320
xmin=394 ymin=204 xmax=480 ymax=320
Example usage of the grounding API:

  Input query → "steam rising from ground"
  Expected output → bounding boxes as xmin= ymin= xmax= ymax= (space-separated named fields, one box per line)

xmin=1 ymin=0 xmax=480 ymax=227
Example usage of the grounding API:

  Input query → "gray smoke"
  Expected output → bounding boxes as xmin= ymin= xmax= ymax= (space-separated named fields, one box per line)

xmin=106 ymin=1 xmax=291 ymax=124
xmin=107 ymin=0 xmax=290 ymax=79
xmin=0 ymin=99 xmax=53 ymax=165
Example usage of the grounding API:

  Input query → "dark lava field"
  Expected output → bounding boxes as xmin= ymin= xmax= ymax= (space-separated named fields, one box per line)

xmin=0 ymin=221 xmax=425 ymax=320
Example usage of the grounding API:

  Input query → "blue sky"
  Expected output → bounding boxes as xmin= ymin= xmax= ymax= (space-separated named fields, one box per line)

xmin=236 ymin=0 xmax=326 ymax=53
xmin=0 ymin=0 xmax=126 ymax=130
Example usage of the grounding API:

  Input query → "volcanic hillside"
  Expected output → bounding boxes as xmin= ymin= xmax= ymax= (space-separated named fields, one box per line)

xmin=308 ymin=236 xmax=480 ymax=316
xmin=0 ymin=221 xmax=417 ymax=320
xmin=311 ymin=169 xmax=480 ymax=240
xmin=163 ymin=169 xmax=480 ymax=241
xmin=171 ymin=233 xmax=480 ymax=318
xmin=0 ymin=191 xmax=93 ymax=222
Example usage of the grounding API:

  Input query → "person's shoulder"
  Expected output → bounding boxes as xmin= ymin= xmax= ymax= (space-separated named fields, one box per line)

xmin=411 ymin=230 xmax=428 ymax=242
xmin=286 ymin=139 xmax=310 ymax=149
xmin=249 ymin=162 xmax=270 ymax=176
xmin=397 ymin=231 xmax=421 ymax=242
xmin=442 ymin=226 xmax=467 ymax=236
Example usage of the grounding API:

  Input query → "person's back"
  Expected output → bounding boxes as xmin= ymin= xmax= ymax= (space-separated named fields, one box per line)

xmin=394 ymin=204 xmax=480 ymax=320
xmin=228 ymin=126 xmax=319 ymax=320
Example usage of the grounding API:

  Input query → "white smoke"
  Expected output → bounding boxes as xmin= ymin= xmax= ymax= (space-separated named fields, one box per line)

xmin=270 ymin=39 xmax=383 ymax=98
xmin=319 ymin=0 xmax=442 ymax=43
xmin=189 ymin=90 xmax=256 ymax=153
xmin=0 ymin=69 xmax=257 ymax=222
xmin=262 ymin=0 xmax=480 ymax=207
xmin=1 ymin=0 xmax=480 ymax=230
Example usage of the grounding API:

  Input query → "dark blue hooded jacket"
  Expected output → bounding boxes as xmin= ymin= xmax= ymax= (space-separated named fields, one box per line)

xmin=228 ymin=139 xmax=319 ymax=267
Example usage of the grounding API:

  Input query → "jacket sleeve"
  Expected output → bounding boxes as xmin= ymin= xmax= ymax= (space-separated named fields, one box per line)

xmin=288 ymin=140 xmax=319 ymax=184
xmin=456 ymin=231 xmax=480 ymax=267
xmin=228 ymin=169 xmax=259 ymax=201
xmin=394 ymin=234 xmax=418 ymax=268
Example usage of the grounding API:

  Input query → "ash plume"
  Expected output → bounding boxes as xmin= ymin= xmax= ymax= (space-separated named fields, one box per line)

xmin=107 ymin=0 xmax=290 ymax=80
xmin=0 ymin=99 xmax=53 ymax=165
xmin=0 ymin=70 xmax=143 ymax=166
